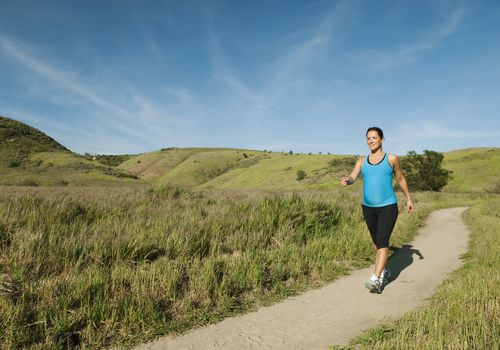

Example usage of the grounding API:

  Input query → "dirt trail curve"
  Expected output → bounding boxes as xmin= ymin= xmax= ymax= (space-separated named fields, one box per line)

xmin=133 ymin=207 xmax=470 ymax=350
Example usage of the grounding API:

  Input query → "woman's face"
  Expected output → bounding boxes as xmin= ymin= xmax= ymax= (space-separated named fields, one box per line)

xmin=366 ymin=130 xmax=383 ymax=151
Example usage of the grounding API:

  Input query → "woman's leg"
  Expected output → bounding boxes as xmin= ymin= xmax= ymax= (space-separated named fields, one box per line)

xmin=374 ymin=204 xmax=399 ymax=277
xmin=362 ymin=205 xmax=379 ymax=250
xmin=374 ymin=248 xmax=389 ymax=277
xmin=363 ymin=205 xmax=384 ymax=277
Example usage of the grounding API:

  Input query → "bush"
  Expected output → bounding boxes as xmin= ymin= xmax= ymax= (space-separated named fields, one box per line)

xmin=328 ymin=156 xmax=357 ymax=168
xmin=296 ymin=170 xmax=307 ymax=181
xmin=94 ymin=154 xmax=132 ymax=166
xmin=400 ymin=150 xmax=451 ymax=191
xmin=19 ymin=179 xmax=39 ymax=186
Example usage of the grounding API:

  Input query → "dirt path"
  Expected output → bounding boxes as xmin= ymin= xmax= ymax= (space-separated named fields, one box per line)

xmin=133 ymin=207 xmax=470 ymax=350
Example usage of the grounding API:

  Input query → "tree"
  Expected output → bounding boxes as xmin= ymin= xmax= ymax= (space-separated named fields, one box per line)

xmin=400 ymin=150 xmax=451 ymax=191
xmin=296 ymin=169 xmax=307 ymax=181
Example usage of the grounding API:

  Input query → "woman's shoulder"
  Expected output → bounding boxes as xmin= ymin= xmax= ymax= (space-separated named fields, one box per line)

xmin=387 ymin=153 xmax=399 ymax=166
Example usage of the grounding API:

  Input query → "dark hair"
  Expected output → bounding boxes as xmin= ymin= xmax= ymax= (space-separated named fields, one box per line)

xmin=366 ymin=127 xmax=384 ymax=138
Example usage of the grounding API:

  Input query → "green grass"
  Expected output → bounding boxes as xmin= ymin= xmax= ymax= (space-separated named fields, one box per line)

xmin=155 ymin=149 xmax=256 ymax=186
xmin=342 ymin=196 xmax=500 ymax=350
xmin=121 ymin=148 xmax=358 ymax=191
xmin=3 ymin=115 xmax=498 ymax=193
xmin=119 ymin=148 xmax=266 ymax=183
xmin=200 ymin=153 xmax=354 ymax=190
xmin=1 ymin=116 xmax=498 ymax=349
xmin=0 ymin=186 xmax=357 ymax=349
xmin=0 ymin=152 xmax=142 ymax=187
xmin=442 ymin=147 xmax=500 ymax=193
xmin=121 ymin=147 xmax=500 ymax=193
xmin=1 ymin=185 xmax=478 ymax=350
xmin=118 ymin=148 xmax=204 ymax=180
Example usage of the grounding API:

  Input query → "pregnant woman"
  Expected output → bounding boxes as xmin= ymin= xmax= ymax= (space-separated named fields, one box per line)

xmin=341 ymin=127 xmax=414 ymax=293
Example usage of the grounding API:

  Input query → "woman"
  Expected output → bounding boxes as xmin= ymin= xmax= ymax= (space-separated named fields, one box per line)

xmin=341 ymin=127 xmax=414 ymax=293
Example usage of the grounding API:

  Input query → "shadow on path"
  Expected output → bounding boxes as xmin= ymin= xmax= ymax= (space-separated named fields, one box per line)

xmin=386 ymin=244 xmax=424 ymax=285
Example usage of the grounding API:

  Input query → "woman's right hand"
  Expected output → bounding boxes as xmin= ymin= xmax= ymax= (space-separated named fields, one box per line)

xmin=340 ymin=177 xmax=351 ymax=186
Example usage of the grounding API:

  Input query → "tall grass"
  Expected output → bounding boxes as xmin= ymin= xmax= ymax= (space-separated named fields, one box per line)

xmin=346 ymin=196 xmax=500 ymax=349
xmin=0 ymin=186 xmax=366 ymax=349
xmin=0 ymin=186 xmax=491 ymax=349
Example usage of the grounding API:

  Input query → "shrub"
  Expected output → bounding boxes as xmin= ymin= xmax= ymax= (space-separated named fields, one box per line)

xmin=328 ymin=156 xmax=357 ymax=168
xmin=296 ymin=170 xmax=307 ymax=181
xmin=19 ymin=179 xmax=39 ymax=186
xmin=400 ymin=150 xmax=451 ymax=191
xmin=94 ymin=154 xmax=132 ymax=166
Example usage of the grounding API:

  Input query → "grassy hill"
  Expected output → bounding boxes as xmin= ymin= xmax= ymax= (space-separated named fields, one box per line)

xmin=0 ymin=116 xmax=69 ymax=166
xmin=2 ymin=116 xmax=498 ymax=192
xmin=0 ymin=116 xmax=141 ymax=186
xmin=119 ymin=147 xmax=246 ymax=182
xmin=120 ymin=146 xmax=499 ymax=193
xmin=441 ymin=147 xmax=500 ymax=193
xmin=120 ymin=150 xmax=360 ymax=190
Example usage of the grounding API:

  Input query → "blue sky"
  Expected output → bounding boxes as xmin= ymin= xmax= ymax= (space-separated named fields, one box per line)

xmin=1 ymin=0 xmax=499 ymax=155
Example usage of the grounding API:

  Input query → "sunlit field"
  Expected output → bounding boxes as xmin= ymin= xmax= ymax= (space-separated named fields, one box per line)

xmin=1 ymin=184 xmax=489 ymax=349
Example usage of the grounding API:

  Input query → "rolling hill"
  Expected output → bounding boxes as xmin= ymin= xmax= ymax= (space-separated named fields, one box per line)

xmin=0 ymin=116 xmax=141 ymax=186
xmin=119 ymin=148 xmax=361 ymax=190
xmin=120 ymin=147 xmax=500 ymax=193
xmin=1 ymin=116 xmax=498 ymax=192
xmin=441 ymin=147 xmax=500 ymax=193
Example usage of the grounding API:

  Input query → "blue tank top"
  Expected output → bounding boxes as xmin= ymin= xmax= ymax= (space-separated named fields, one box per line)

xmin=361 ymin=153 xmax=397 ymax=207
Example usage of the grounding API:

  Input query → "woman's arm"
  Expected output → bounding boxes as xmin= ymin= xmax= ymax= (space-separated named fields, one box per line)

xmin=390 ymin=154 xmax=414 ymax=213
xmin=340 ymin=157 xmax=364 ymax=186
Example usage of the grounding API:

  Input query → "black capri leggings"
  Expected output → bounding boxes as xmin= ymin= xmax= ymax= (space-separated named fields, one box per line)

xmin=362 ymin=203 xmax=398 ymax=249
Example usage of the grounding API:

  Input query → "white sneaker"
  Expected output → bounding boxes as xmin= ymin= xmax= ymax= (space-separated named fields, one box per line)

xmin=381 ymin=267 xmax=391 ymax=285
xmin=364 ymin=274 xmax=382 ymax=293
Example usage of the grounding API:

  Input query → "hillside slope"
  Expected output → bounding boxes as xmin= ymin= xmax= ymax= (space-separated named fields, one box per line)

xmin=0 ymin=116 xmax=69 ymax=166
xmin=120 ymin=148 xmax=273 ymax=186
xmin=120 ymin=149 xmax=359 ymax=190
xmin=120 ymin=146 xmax=499 ymax=193
xmin=2 ymin=116 xmax=498 ymax=191
xmin=0 ymin=116 xmax=141 ymax=186
xmin=441 ymin=147 xmax=500 ymax=193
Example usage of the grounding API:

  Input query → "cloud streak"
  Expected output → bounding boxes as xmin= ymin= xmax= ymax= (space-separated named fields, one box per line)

xmin=346 ymin=2 xmax=468 ymax=70
xmin=0 ymin=34 xmax=185 ymax=146
xmin=206 ymin=1 xmax=349 ymax=121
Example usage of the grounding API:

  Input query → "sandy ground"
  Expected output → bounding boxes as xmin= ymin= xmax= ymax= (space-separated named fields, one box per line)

xmin=133 ymin=207 xmax=470 ymax=350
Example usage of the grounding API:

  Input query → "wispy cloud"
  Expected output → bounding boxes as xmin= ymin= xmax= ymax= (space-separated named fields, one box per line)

xmin=267 ymin=2 xmax=348 ymax=90
xmin=206 ymin=1 xmax=350 ymax=120
xmin=0 ymin=33 xmax=195 ymax=149
xmin=0 ymin=107 xmax=132 ymax=154
xmin=346 ymin=2 xmax=468 ymax=70
xmin=0 ymin=35 xmax=128 ymax=116
xmin=398 ymin=120 xmax=496 ymax=140
xmin=206 ymin=24 xmax=271 ymax=117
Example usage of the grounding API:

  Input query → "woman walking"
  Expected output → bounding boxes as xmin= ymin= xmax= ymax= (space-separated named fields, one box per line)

xmin=341 ymin=127 xmax=414 ymax=293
